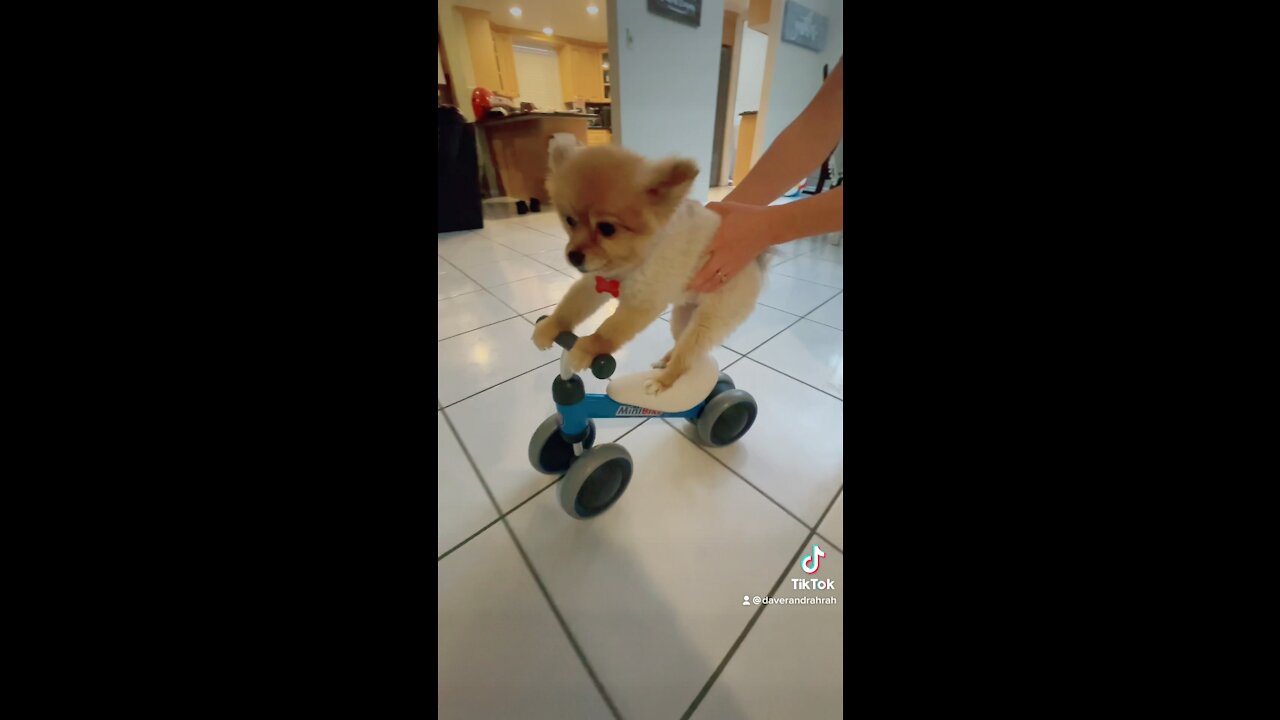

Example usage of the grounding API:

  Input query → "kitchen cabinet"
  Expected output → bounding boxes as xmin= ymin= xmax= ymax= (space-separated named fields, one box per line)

xmin=459 ymin=8 xmax=500 ymax=92
xmin=587 ymin=129 xmax=611 ymax=146
xmin=492 ymin=32 xmax=519 ymax=98
xmin=601 ymin=51 xmax=610 ymax=99
xmin=559 ymin=44 xmax=608 ymax=103
xmin=459 ymin=8 xmax=519 ymax=98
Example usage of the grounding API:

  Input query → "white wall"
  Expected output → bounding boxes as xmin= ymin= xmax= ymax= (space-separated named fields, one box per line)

xmin=734 ymin=26 xmax=768 ymax=117
xmin=608 ymin=0 xmax=725 ymax=205
xmin=727 ymin=22 xmax=769 ymax=181
xmin=760 ymin=0 xmax=843 ymax=157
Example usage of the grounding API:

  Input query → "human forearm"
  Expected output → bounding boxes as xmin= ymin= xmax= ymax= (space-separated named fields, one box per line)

xmin=762 ymin=186 xmax=843 ymax=244
xmin=727 ymin=119 xmax=839 ymax=206
xmin=726 ymin=59 xmax=844 ymax=206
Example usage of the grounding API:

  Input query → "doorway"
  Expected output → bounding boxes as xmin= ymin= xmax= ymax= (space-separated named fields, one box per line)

xmin=709 ymin=45 xmax=732 ymax=187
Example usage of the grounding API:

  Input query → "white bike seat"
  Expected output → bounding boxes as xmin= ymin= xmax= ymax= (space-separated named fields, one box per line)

xmin=606 ymin=354 xmax=720 ymax=413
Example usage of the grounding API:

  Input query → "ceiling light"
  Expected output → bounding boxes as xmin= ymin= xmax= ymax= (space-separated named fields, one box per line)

xmin=543 ymin=27 xmax=554 ymax=35
xmin=509 ymin=7 xmax=522 ymax=17
xmin=587 ymin=4 xmax=600 ymax=14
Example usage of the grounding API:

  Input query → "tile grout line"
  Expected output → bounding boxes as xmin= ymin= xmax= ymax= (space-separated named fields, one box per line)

xmin=440 ymin=357 xmax=560 ymax=410
xmin=657 ymin=417 xmax=840 ymax=549
xmin=437 ymin=418 xmax=653 ymax=562
xmin=729 ymin=291 xmax=842 ymax=400
xmin=476 ymin=215 xmax=566 ymax=242
xmin=814 ymin=531 xmax=843 ymax=555
xmin=736 ymin=312 xmax=808 ymax=357
xmin=764 ymin=269 xmax=844 ymax=292
xmin=679 ymin=486 xmax=844 ymax=720
xmin=437 ymin=313 xmax=522 ymax=343
xmin=475 ymin=224 xmax=573 ymax=265
xmin=744 ymin=301 xmax=802 ymax=320
xmin=442 ymin=245 xmax=567 ymax=286
xmin=804 ymin=290 xmax=843 ymax=315
xmin=436 ymin=515 xmax=506 ymax=562
xmin=442 ymin=238 xmax=574 ymax=320
xmin=441 ymin=230 xmax=572 ymax=327
xmin=519 ymin=302 xmax=559 ymax=325
xmin=754 ymin=299 xmax=828 ymax=318
xmin=800 ymin=291 xmax=843 ymax=332
xmin=658 ymin=416 xmax=812 ymax=530
xmin=738 ymin=356 xmax=843 ymax=404
xmin=448 ymin=259 xmax=551 ymax=322
xmin=805 ymin=318 xmax=843 ymax=332
xmin=439 ymin=406 xmax=626 ymax=720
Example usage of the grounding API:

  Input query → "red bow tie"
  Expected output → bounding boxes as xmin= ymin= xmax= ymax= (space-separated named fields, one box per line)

xmin=595 ymin=276 xmax=620 ymax=298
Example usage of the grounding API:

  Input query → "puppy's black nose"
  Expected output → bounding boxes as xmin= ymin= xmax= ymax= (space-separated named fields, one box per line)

xmin=567 ymin=250 xmax=585 ymax=268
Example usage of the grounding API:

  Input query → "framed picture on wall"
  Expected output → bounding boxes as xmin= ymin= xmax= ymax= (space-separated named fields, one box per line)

xmin=648 ymin=0 xmax=702 ymax=29
xmin=781 ymin=1 xmax=828 ymax=52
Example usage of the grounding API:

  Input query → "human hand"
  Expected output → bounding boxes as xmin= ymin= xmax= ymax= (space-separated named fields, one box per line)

xmin=689 ymin=202 xmax=777 ymax=292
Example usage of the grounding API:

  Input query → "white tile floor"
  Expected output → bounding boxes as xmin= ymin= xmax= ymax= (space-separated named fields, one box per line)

xmin=438 ymin=203 xmax=844 ymax=719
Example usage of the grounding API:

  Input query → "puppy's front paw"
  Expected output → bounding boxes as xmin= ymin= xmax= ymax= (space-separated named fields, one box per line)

xmin=651 ymin=350 xmax=673 ymax=369
xmin=532 ymin=318 xmax=561 ymax=351
xmin=567 ymin=344 xmax=593 ymax=372
xmin=568 ymin=333 xmax=614 ymax=372
xmin=643 ymin=378 xmax=670 ymax=395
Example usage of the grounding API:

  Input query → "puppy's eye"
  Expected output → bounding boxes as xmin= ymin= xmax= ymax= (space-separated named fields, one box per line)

xmin=565 ymin=216 xmax=577 ymax=227
xmin=597 ymin=222 xmax=616 ymax=237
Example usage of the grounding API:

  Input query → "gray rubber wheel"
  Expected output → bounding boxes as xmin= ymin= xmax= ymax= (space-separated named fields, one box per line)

xmin=695 ymin=388 xmax=758 ymax=447
xmin=528 ymin=415 xmax=595 ymax=474
xmin=688 ymin=373 xmax=739 ymax=428
xmin=709 ymin=373 xmax=736 ymax=401
xmin=558 ymin=443 xmax=632 ymax=519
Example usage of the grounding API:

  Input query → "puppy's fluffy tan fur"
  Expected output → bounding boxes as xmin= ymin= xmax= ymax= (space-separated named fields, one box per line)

xmin=531 ymin=142 xmax=766 ymax=394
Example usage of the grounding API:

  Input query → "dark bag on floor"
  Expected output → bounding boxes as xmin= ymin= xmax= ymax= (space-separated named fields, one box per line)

xmin=438 ymin=106 xmax=483 ymax=233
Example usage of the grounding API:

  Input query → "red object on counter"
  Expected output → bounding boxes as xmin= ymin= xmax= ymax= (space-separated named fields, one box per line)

xmin=471 ymin=87 xmax=493 ymax=121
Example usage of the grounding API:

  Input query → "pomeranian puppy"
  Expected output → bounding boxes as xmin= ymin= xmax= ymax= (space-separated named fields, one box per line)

xmin=531 ymin=140 xmax=767 ymax=395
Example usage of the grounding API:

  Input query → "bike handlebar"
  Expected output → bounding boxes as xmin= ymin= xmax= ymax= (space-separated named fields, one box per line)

xmin=537 ymin=316 xmax=617 ymax=379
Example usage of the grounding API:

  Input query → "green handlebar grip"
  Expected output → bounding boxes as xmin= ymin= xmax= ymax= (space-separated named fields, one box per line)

xmin=536 ymin=316 xmax=615 ymax=378
xmin=591 ymin=355 xmax=616 ymax=380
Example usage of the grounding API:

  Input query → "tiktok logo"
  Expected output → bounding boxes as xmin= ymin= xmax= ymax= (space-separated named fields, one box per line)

xmin=801 ymin=544 xmax=826 ymax=574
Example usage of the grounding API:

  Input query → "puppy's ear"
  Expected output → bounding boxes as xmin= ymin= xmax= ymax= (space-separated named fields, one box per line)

xmin=644 ymin=157 xmax=699 ymax=210
xmin=548 ymin=136 xmax=583 ymax=172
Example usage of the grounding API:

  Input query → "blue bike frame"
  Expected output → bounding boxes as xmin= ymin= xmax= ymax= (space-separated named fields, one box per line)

xmin=557 ymin=392 xmax=705 ymax=439
xmin=544 ymin=322 xmax=706 ymax=447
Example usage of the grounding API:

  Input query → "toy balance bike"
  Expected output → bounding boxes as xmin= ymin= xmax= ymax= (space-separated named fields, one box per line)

xmin=528 ymin=316 xmax=759 ymax=519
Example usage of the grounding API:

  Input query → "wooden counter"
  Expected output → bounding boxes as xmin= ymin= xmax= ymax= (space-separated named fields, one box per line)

xmin=479 ymin=114 xmax=590 ymax=203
